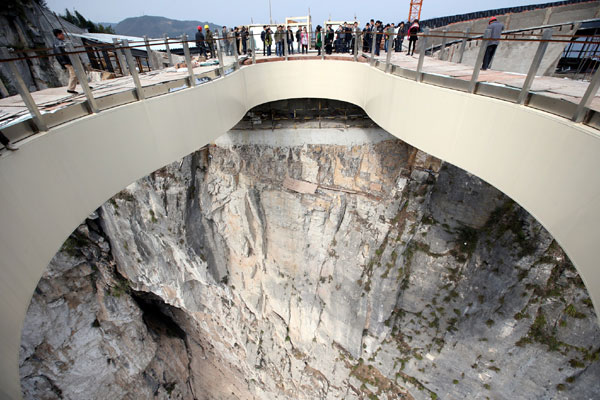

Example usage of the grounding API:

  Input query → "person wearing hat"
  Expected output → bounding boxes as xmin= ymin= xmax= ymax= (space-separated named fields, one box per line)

xmin=195 ymin=25 xmax=207 ymax=58
xmin=482 ymin=16 xmax=504 ymax=70
xmin=204 ymin=25 xmax=215 ymax=58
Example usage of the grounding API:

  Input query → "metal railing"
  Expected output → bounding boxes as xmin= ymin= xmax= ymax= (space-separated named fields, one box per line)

xmin=1 ymin=28 xmax=599 ymax=150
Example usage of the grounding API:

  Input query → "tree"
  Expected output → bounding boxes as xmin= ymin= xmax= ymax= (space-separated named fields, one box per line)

xmin=59 ymin=8 xmax=115 ymax=34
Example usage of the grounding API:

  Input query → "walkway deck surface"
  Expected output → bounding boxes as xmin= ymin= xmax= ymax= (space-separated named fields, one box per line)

xmin=0 ymin=51 xmax=597 ymax=131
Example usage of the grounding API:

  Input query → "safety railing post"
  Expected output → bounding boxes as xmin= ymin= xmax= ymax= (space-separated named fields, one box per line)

xmin=144 ymin=35 xmax=156 ymax=70
xmin=112 ymin=38 xmax=129 ymax=76
xmin=468 ymin=28 xmax=492 ymax=94
xmin=215 ymin=32 xmax=225 ymax=77
xmin=353 ymin=27 xmax=359 ymax=62
xmin=121 ymin=39 xmax=145 ymax=100
xmin=517 ymin=28 xmax=553 ymax=105
xmin=284 ymin=25 xmax=289 ymax=61
xmin=416 ymin=28 xmax=430 ymax=82
xmin=164 ymin=34 xmax=173 ymax=67
xmin=0 ymin=47 xmax=47 ymax=131
xmin=250 ymin=33 xmax=256 ymax=64
xmin=439 ymin=29 xmax=448 ymax=60
xmin=573 ymin=62 xmax=600 ymax=123
xmin=457 ymin=28 xmax=470 ymax=64
xmin=322 ymin=24 xmax=326 ymax=60
xmin=385 ymin=33 xmax=394 ymax=73
xmin=232 ymin=32 xmax=240 ymax=69
xmin=370 ymin=31 xmax=376 ymax=66
xmin=181 ymin=34 xmax=196 ymax=87
xmin=65 ymin=43 xmax=98 ymax=114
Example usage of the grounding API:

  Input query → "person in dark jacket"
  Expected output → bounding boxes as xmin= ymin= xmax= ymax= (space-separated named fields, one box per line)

xmin=261 ymin=26 xmax=267 ymax=56
xmin=53 ymin=29 xmax=78 ymax=94
xmin=325 ymin=25 xmax=334 ymax=55
xmin=295 ymin=28 xmax=302 ymax=53
xmin=395 ymin=22 xmax=405 ymax=52
xmin=195 ymin=26 xmax=207 ymax=57
xmin=363 ymin=23 xmax=371 ymax=52
xmin=407 ymin=19 xmax=420 ymax=56
xmin=234 ymin=27 xmax=241 ymax=55
xmin=374 ymin=21 xmax=383 ymax=56
xmin=241 ymin=26 xmax=249 ymax=54
xmin=287 ymin=26 xmax=294 ymax=55
xmin=205 ymin=25 xmax=215 ymax=58
xmin=482 ymin=17 xmax=504 ymax=70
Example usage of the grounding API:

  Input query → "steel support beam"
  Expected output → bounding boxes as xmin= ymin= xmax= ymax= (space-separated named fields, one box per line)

xmin=0 ymin=48 xmax=47 ymax=131
xmin=121 ymin=39 xmax=145 ymax=100
xmin=517 ymin=28 xmax=553 ymax=105
xmin=65 ymin=43 xmax=98 ymax=113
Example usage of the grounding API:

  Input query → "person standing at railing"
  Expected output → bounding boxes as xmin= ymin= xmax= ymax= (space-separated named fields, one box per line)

xmin=351 ymin=22 xmax=359 ymax=55
xmin=325 ymin=25 xmax=334 ymax=55
xmin=296 ymin=28 xmax=302 ymax=53
xmin=407 ymin=19 xmax=420 ymax=56
xmin=52 ymin=29 xmax=79 ymax=95
xmin=374 ymin=21 xmax=383 ymax=56
xmin=363 ymin=23 xmax=371 ymax=52
xmin=395 ymin=22 xmax=405 ymax=52
xmin=300 ymin=27 xmax=309 ymax=54
xmin=265 ymin=27 xmax=273 ymax=56
xmin=235 ymin=27 xmax=241 ymax=55
xmin=287 ymin=26 xmax=295 ymax=55
xmin=275 ymin=26 xmax=284 ymax=57
xmin=205 ymin=25 xmax=215 ymax=59
xmin=384 ymin=23 xmax=394 ymax=53
xmin=315 ymin=26 xmax=323 ymax=56
xmin=261 ymin=26 xmax=267 ymax=56
xmin=241 ymin=26 xmax=249 ymax=55
xmin=482 ymin=17 xmax=504 ymax=70
xmin=195 ymin=26 xmax=207 ymax=58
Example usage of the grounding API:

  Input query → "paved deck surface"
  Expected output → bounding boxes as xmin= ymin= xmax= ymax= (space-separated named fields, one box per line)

xmin=0 ymin=51 xmax=597 ymax=130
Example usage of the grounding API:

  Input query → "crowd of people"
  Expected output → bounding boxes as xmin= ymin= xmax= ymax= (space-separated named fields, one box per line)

xmin=192 ymin=19 xmax=423 ymax=59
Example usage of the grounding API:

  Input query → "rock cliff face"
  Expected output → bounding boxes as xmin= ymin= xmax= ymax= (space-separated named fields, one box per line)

xmin=20 ymin=100 xmax=600 ymax=399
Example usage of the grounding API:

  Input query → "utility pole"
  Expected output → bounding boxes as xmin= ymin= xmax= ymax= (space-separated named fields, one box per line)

xmin=269 ymin=0 xmax=272 ymax=24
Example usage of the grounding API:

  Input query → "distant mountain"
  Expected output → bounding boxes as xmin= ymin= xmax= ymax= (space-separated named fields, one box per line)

xmin=111 ymin=16 xmax=221 ymax=39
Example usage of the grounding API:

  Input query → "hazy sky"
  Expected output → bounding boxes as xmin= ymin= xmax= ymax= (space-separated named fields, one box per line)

xmin=46 ymin=0 xmax=547 ymax=26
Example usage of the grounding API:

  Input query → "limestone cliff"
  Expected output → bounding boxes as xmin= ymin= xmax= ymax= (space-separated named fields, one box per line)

xmin=20 ymin=100 xmax=600 ymax=399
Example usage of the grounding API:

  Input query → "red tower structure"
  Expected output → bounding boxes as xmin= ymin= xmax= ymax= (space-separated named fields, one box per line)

xmin=408 ymin=0 xmax=424 ymax=22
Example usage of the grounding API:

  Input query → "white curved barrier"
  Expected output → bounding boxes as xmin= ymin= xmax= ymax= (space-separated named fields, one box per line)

xmin=1 ymin=60 xmax=599 ymax=398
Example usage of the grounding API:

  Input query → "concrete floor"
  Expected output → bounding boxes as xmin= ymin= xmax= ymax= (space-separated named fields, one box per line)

xmin=0 ymin=50 xmax=598 ymax=129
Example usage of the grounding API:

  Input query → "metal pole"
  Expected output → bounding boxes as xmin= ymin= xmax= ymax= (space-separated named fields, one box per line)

xmin=121 ymin=39 xmax=145 ymax=100
xmin=215 ymin=32 xmax=225 ymax=77
xmin=65 ymin=43 xmax=98 ymax=114
xmin=416 ymin=28 xmax=430 ymax=82
xmin=439 ymin=29 xmax=448 ymax=60
xmin=385 ymin=32 xmax=394 ymax=73
xmin=370 ymin=30 xmax=376 ymax=66
xmin=251 ymin=32 xmax=256 ymax=64
xmin=573 ymin=65 xmax=600 ymax=123
xmin=181 ymin=34 xmax=196 ymax=87
xmin=468 ymin=28 xmax=492 ymax=94
xmin=0 ymin=48 xmax=47 ymax=131
xmin=284 ymin=25 xmax=289 ymax=60
xmin=457 ymin=28 xmax=471 ymax=64
xmin=517 ymin=28 xmax=553 ymax=105
xmin=232 ymin=32 xmax=240 ymax=69
xmin=164 ymin=34 xmax=173 ymax=66
xmin=353 ymin=27 xmax=359 ymax=62
xmin=322 ymin=24 xmax=326 ymax=61
xmin=112 ymin=38 xmax=129 ymax=76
